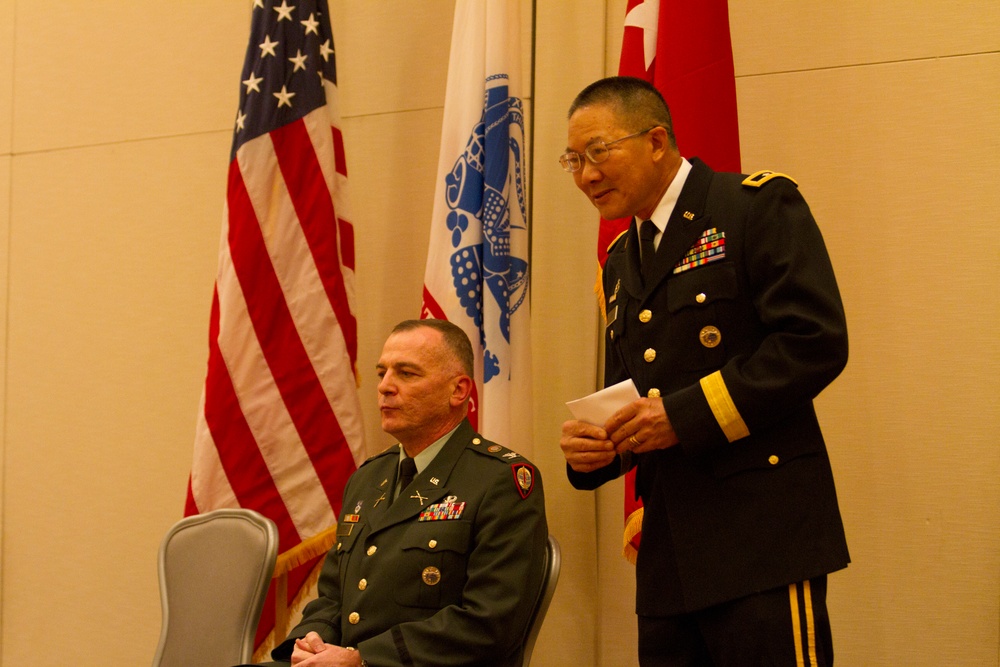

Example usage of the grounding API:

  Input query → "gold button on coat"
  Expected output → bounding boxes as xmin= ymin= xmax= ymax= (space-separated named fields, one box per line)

xmin=699 ymin=326 xmax=721 ymax=348
xmin=358 ymin=579 xmax=367 ymax=591
xmin=639 ymin=309 xmax=652 ymax=323
xmin=696 ymin=293 xmax=707 ymax=303
xmin=366 ymin=545 xmax=377 ymax=556
xmin=644 ymin=348 xmax=656 ymax=362
xmin=768 ymin=455 xmax=779 ymax=465
xmin=647 ymin=388 xmax=661 ymax=398
xmin=349 ymin=612 xmax=360 ymax=624
xmin=422 ymin=566 xmax=442 ymax=586
xmin=428 ymin=539 xmax=438 ymax=549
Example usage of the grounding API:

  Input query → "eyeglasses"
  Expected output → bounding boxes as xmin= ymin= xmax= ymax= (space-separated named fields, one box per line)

xmin=559 ymin=127 xmax=658 ymax=173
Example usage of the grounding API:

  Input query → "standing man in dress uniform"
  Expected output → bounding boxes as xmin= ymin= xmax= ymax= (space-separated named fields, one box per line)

xmin=558 ymin=76 xmax=850 ymax=666
xmin=246 ymin=318 xmax=547 ymax=667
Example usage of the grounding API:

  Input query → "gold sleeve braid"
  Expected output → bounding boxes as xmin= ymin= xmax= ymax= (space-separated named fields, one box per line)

xmin=699 ymin=371 xmax=750 ymax=442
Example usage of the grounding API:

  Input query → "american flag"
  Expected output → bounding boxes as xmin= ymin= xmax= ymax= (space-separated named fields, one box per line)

xmin=603 ymin=0 xmax=741 ymax=563
xmin=186 ymin=0 xmax=365 ymax=652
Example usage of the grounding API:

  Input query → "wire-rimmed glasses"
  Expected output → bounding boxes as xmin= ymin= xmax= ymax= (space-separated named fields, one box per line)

xmin=559 ymin=126 xmax=658 ymax=173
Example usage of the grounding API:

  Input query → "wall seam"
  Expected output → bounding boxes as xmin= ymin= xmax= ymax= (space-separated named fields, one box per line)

xmin=736 ymin=49 xmax=1000 ymax=80
xmin=1 ymin=0 xmax=16 ymax=658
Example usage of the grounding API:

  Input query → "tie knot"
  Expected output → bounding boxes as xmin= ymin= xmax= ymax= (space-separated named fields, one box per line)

xmin=640 ymin=219 xmax=657 ymax=242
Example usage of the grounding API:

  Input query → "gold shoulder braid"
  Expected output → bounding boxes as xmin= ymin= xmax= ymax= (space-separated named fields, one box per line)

xmin=741 ymin=169 xmax=798 ymax=188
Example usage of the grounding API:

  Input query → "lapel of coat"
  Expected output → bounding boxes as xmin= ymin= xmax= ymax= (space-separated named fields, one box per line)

xmin=606 ymin=219 xmax=643 ymax=302
xmin=368 ymin=420 xmax=475 ymax=535
xmin=643 ymin=158 xmax=716 ymax=293
xmin=351 ymin=447 xmax=399 ymax=527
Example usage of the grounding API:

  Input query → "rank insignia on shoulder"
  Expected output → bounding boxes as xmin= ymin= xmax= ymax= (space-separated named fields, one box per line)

xmin=742 ymin=169 xmax=798 ymax=188
xmin=511 ymin=463 xmax=535 ymax=499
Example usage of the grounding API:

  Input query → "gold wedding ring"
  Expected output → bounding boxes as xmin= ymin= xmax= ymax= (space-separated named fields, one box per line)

xmin=628 ymin=435 xmax=640 ymax=447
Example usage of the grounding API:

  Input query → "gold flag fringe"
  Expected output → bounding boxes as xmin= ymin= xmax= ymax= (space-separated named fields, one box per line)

xmin=274 ymin=525 xmax=337 ymax=577
xmin=252 ymin=548 xmax=329 ymax=662
xmin=594 ymin=263 xmax=608 ymax=321
xmin=622 ymin=507 xmax=643 ymax=565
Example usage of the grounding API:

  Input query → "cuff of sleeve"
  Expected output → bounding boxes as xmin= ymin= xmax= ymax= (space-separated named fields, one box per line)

xmin=699 ymin=371 xmax=750 ymax=442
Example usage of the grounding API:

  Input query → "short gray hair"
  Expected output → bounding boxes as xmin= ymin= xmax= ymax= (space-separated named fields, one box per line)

xmin=390 ymin=319 xmax=474 ymax=376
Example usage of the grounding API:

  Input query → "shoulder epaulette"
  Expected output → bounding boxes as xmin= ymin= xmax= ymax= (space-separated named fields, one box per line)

xmin=468 ymin=435 xmax=536 ymax=498
xmin=606 ymin=229 xmax=629 ymax=254
xmin=742 ymin=170 xmax=798 ymax=188
xmin=468 ymin=434 xmax=525 ymax=463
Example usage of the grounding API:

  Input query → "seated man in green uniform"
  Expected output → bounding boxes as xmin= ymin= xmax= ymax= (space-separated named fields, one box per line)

xmin=245 ymin=318 xmax=548 ymax=667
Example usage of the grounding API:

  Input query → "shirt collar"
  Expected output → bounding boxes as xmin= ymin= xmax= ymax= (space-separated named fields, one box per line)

xmin=398 ymin=423 xmax=460 ymax=474
xmin=640 ymin=157 xmax=692 ymax=238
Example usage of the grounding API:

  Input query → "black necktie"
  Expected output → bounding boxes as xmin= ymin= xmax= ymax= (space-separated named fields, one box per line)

xmin=397 ymin=456 xmax=417 ymax=500
xmin=640 ymin=220 xmax=657 ymax=282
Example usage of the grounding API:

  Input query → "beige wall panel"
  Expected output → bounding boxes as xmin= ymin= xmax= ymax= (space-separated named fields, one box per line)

xmin=11 ymin=2 xmax=248 ymax=153
xmin=3 ymin=133 xmax=228 ymax=664
xmin=0 ymin=155 xmax=9 ymax=653
xmin=331 ymin=0 xmax=534 ymax=116
xmin=738 ymin=54 xmax=1000 ymax=665
xmin=730 ymin=0 xmax=1000 ymax=76
xmin=531 ymin=1 xmax=617 ymax=664
xmin=0 ymin=0 xmax=12 ymax=155
xmin=330 ymin=0 xmax=455 ymax=118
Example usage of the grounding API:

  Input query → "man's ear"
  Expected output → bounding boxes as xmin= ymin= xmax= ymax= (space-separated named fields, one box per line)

xmin=648 ymin=126 xmax=673 ymax=160
xmin=450 ymin=374 xmax=474 ymax=406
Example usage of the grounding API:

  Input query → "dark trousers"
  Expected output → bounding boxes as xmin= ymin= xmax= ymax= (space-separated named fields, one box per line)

xmin=638 ymin=576 xmax=833 ymax=667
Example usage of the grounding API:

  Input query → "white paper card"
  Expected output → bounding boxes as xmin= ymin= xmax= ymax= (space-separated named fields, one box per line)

xmin=565 ymin=379 xmax=640 ymax=426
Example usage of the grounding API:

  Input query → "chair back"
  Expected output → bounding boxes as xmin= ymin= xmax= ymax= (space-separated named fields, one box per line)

xmin=522 ymin=534 xmax=562 ymax=667
xmin=151 ymin=508 xmax=278 ymax=667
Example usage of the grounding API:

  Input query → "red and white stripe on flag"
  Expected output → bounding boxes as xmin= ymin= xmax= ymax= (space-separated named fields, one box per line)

xmin=187 ymin=0 xmax=365 ymax=654
xmin=604 ymin=0 xmax=742 ymax=563
xmin=421 ymin=0 xmax=532 ymax=456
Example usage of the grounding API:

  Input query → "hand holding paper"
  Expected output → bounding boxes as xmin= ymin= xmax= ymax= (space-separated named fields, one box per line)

xmin=560 ymin=380 xmax=640 ymax=473
xmin=566 ymin=379 xmax=679 ymax=458
xmin=565 ymin=378 xmax=641 ymax=427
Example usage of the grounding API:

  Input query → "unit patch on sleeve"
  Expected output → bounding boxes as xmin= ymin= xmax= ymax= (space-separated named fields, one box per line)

xmin=511 ymin=463 xmax=535 ymax=499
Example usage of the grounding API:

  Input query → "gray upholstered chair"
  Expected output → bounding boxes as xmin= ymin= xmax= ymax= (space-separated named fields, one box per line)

xmin=522 ymin=534 xmax=562 ymax=667
xmin=151 ymin=508 xmax=278 ymax=667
